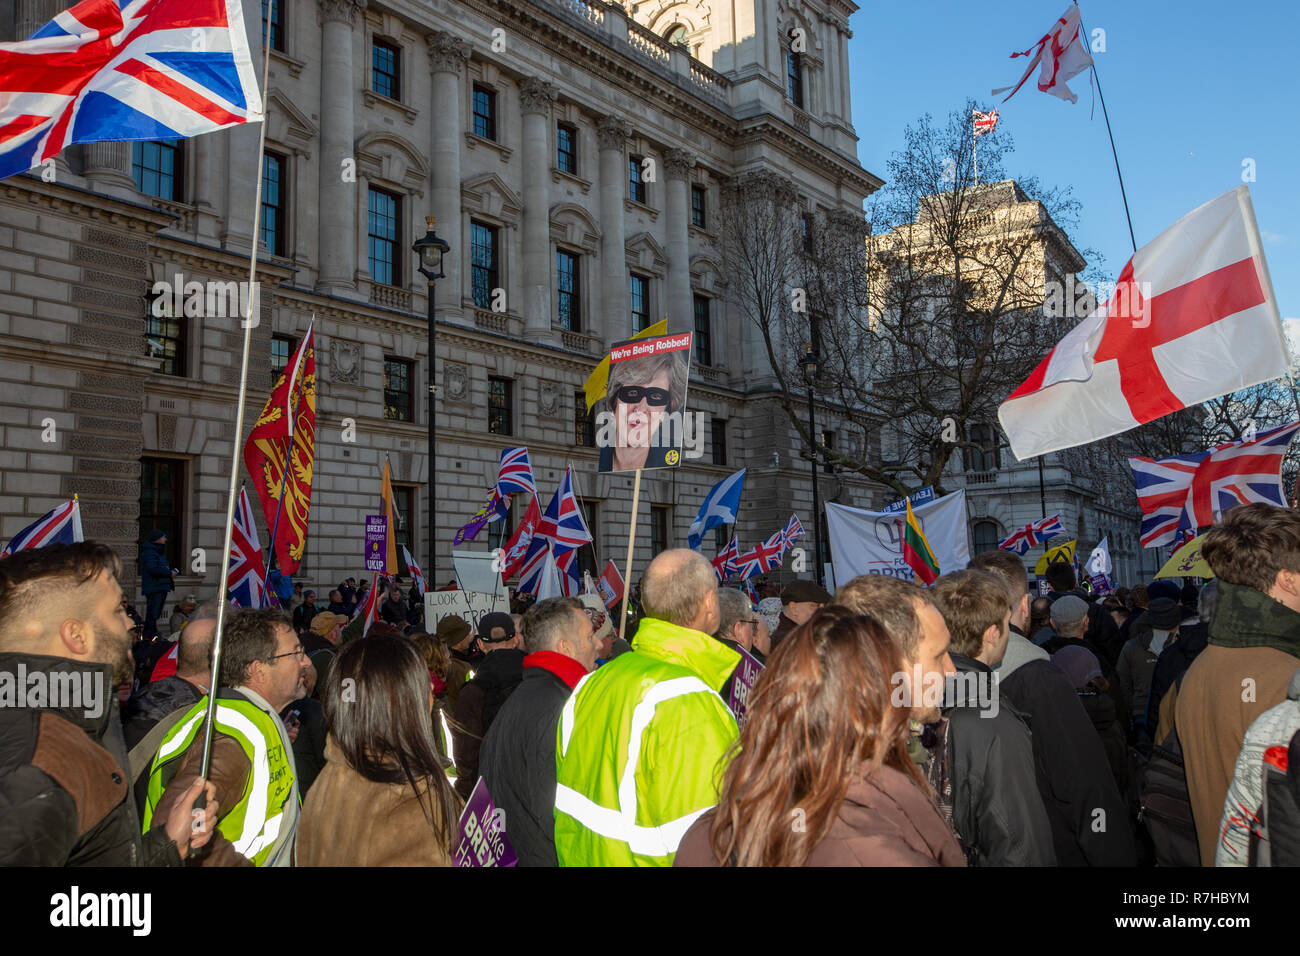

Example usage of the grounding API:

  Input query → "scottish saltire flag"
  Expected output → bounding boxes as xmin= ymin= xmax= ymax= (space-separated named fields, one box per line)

xmin=536 ymin=466 xmax=591 ymax=596
xmin=0 ymin=0 xmax=265 ymax=181
xmin=780 ymin=514 xmax=804 ymax=550
xmin=687 ymin=468 xmax=745 ymax=550
xmin=495 ymin=447 xmax=535 ymax=497
xmin=401 ymin=544 xmax=425 ymax=597
xmin=225 ymin=487 xmax=266 ymax=608
xmin=1 ymin=497 xmax=84 ymax=556
xmin=711 ymin=535 xmax=739 ymax=581
xmin=2 ymin=496 xmax=83 ymax=556
xmin=998 ymin=514 xmax=1065 ymax=556
xmin=1129 ymin=421 xmax=1300 ymax=547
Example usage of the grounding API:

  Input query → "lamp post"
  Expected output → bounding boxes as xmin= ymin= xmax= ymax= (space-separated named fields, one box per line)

xmin=413 ymin=216 xmax=449 ymax=582
xmin=799 ymin=345 xmax=823 ymax=585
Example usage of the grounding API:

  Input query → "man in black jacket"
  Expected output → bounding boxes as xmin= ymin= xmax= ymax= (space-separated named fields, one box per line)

xmin=1045 ymin=562 xmax=1122 ymax=667
xmin=931 ymin=569 xmax=1057 ymax=866
xmin=478 ymin=598 xmax=597 ymax=866
xmin=971 ymin=551 xmax=1137 ymax=866
xmin=453 ymin=611 xmax=525 ymax=800
xmin=0 ymin=542 xmax=218 ymax=865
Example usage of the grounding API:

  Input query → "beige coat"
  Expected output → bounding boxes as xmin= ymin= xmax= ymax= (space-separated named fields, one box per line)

xmin=297 ymin=738 xmax=457 ymax=866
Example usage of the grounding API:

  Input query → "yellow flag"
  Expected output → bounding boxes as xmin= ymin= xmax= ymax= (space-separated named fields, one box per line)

xmin=1034 ymin=539 xmax=1077 ymax=575
xmin=1155 ymin=537 xmax=1212 ymax=579
xmin=583 ymin=319 xmax=669 ymax=412
xmin=381 ymin=457 xmax=398 ymax=574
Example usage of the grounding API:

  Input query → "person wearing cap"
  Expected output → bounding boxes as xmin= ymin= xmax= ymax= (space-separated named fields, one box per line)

xmin=479 ymin=597 xmax=601 ymax=866
xmin=301 ymin=610 xmax=347 ymax=701
xmin=1116 ymin=596 xmax=1181 ymax=741
xmin=1042 ymin=594 xmax=1113 ymax=668
xmin=167 ymin=594 xmax=197 ymax=640
xmin=451 ymin=611 xmax=525 ymax=800
xmin=771 ymin=579 xmax=831 ymax=649
xmin=292 ymin=590 xmax=319 ymax=635
xmin=1052 ymin=644 xmax=1129 ymax=796
xmin=577 ymin=594 xmax=628 ymax=665
xmin=435 ymin=614 xmax=475 ymax=714
xmin=1044 ymin=560 xmax=1122 ymax=667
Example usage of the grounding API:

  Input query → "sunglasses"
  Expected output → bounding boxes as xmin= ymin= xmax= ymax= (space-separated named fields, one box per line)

xmin=614 ymin=385 xmax=670 ymax=407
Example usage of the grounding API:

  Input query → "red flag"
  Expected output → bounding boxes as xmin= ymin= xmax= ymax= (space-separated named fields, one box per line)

xmin=243 ymin=323 xmax=316 ymax=574
xmin=500 ymin=496 xmax=542 ymax=580
xmin=597 ymin=560 xmax=624 ymax=611
xmin=1000 ymin=187 xmax=1288 ymax=460
xmin=355 ymin=572 xmax=383 ymax=633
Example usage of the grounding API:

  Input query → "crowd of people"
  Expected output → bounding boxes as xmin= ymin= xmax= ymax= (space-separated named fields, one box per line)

xmin=3 ymin=501 xmax=1300 ymax=867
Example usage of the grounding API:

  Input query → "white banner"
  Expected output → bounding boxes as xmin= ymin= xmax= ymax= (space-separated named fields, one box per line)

xmin=825 ymin=489 xmax=971 ymax=586
xmin=424 ymin=589 xmax=509 ymax=635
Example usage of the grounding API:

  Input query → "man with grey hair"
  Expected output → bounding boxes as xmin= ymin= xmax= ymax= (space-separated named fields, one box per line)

xmin=554 ymin=549 xmax=738 ymax=865
xmin=480 ymin=597 xmax=596 ymax=866
xmin=714 ymin=587 xmax=764 ymax=702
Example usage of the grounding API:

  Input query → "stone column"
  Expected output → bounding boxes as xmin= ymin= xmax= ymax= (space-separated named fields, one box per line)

xmin=316 ymin=0 xmax=363 ymax=292
xmin=80 ymin=142 xmax=136 ymax=200
xmin=519 ymin=77 xmax=557 ymax=343
xmin=597 ymin=115 xmax=632 ymax=346
xmin=664 ymin=148 xmax=695 ymax=330
xmin=428 ymin=32 xmax=471 ymax=313
xmin=14 ymin=0 xmax=59 ymax=41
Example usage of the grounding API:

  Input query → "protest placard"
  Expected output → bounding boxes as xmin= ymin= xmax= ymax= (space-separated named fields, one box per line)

xmin=424 ymin=589 xmax=508 ymax=635
xmin=453 ymin=778 xmax=517 ymax=868
xmin=364 ymin=515 xmax=388 ymax=572
xmin=727 ymin=646 xmax=764 ymax=730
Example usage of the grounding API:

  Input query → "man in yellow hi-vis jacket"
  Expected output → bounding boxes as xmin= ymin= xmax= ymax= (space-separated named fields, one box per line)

xmin=554 ymin=549 xmax=740 ymax=866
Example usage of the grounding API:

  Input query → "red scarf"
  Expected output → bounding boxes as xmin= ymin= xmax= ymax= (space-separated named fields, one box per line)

xmin=523 ymin=650 xmax=588 ymax=690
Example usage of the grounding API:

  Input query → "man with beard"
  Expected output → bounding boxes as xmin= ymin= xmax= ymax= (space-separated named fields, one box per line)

xmin=0 ymin=542 xmax=219 ymax=865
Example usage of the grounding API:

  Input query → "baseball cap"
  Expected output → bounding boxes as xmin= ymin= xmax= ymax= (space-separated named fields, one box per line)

xmin=477 ymin=612 xmax=516 ymax=643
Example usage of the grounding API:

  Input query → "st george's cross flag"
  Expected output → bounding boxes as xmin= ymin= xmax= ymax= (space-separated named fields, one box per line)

xmin=998 ymin=513 xmax=1065 ymax=556
xmin=993 ymin=6 xmax=1094 ymax=105
xmin=1 ymin=496 xmax=83 ymax=556
xmin=226 ymin=486 xmax=267 ymax=609
xmin=1129 ymin=421 xmax=1300 ymax=548
xmin=687 ymin=468 xmax=745 ymax=550
xmin=1000 ymin=187 xmax=1290 ymax=461
xmin=401 ymin=544 xmax=426 ymax=597
xmin=0 ymin=0 xmax=264 ymax=181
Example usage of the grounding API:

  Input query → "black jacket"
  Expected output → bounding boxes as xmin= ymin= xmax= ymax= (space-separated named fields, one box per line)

xmin=1050 ymin=588 xmax=1122 ymax=668
xmin=478 ymin=655 xmax=578 ymax=867
xmin=0 ymin=652 xmax=180 ymax=866
xmin=282 ymin=697 xmax=326 ymax=795
xmin=1145 ymin=620 xmax=1209 ymax=732
xmin=997 ymin=633 xmax=1136 ymax=866
xmin=452 ymin=648 xmax=525 ymax=801
xmin=1078 ymin=689 xmax=1129 ymax=797
xmin=123 ymin=675 xmax=204 ymax=750
xmin=293 ymin=603 xmax=320 ymax=634
xmin=380 ymin=597 xmax=409 ymax=627
xmin=945 ymin=653 xmax=1056 ymax=866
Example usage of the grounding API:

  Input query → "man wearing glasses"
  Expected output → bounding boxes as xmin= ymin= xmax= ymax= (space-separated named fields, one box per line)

xmin=142 ymin=608 xmax=306 ymax=866
xmin=714 ymin=587 xmax=765 ymax=702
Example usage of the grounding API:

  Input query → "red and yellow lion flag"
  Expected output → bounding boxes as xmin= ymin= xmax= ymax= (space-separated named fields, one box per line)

xmin=243 ymin=321 xmax=316 ymax=575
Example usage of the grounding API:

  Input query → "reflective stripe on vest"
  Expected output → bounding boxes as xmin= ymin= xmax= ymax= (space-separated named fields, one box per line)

xmin=556 ymin=675 xmax=715 ymax=857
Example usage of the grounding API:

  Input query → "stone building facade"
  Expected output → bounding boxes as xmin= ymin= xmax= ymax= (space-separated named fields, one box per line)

xmin=0 ymin=0 xmax=879 ymax=600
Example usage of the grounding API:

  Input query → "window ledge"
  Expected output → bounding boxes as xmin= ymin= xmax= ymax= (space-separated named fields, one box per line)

xmin=624 ymin=197 xmax=659 ymax=221
xmin=551 ymin=167 xmax=592 ymax=194
xmin=465 ymin=132 xmax=511 ymax=163
xmin=270 ymin=48 xmax=306 ymax=78
xmin=369 ymin=282 xmax=412 ymax=311
xmin=688 ymin=223 xmax=714 ymax=240
xmin=554 ymin=326 xmax=599 ymax=354
xmin=150 ymin=197 xmax=196 ymax=231
xmin=362 ymin=89 xmax=418 ymax=124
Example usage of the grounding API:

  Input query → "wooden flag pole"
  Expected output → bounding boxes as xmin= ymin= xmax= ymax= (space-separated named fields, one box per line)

xmin=618 ymin=468 xmax=643 ymax=639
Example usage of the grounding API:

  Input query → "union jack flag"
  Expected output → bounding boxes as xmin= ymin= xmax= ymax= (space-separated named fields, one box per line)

xmin=711 ymin=535 xmax=739 ymax=581
xmin=0 ymin=0 xmax=265 ymax=182
xmin=998 ymin=513 xmax=1065 ymax=556
xmin=226 ymin=486 xmax=266 ymax=609
xmin=535 ymin=466 xmax=591 ymax=596
xmin=1 ymin=497 xmax=83 ymax=556
xmin=1167 ymin=528 xmax=1197 ymax=557
xmin=972 ymin=108 xmax=999 ymax=137
xmin=733 ymin=532 xmax=784 ymax=580
xmin=780 ymin=514 xmax=804 ymax=550
xmin=1130 ymin=422 xmax=1300 ymax=548
xmin=495 ymin=446 xmax=536 ymax=497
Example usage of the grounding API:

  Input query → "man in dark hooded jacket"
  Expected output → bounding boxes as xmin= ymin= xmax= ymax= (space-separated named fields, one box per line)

xmin=140 ymin=529 xmax=175 ymax=640
xmin=452 ymin=612 xmax=525 ymax=800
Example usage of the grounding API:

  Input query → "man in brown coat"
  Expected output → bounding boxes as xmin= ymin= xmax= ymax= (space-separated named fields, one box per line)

xmin=1176 ymin=504 xmax=1300 ymax=865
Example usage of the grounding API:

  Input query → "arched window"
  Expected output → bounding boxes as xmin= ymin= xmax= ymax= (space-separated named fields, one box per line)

xmin=665 ymin=24 xmax=688 ymax=46
xmin=972 ymin=520 xmax=1001 ymax=555
xmin=785 ymin=35 xmax=803 ymax=107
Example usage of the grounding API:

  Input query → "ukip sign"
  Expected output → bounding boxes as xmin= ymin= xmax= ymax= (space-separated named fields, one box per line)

xmin=364 ymin=515 xmax=388 ymax=573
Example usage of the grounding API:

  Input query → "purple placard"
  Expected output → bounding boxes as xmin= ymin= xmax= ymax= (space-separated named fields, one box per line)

xmin=454 ymin=777 xmax=518 ymax=867
xmin=1088 ymin=572 xmax=1113 ymax=596
xmin=364 ymin=514 xmax=388 ymax=572
xmin=727 ymin=646 xmax=764 ymax=729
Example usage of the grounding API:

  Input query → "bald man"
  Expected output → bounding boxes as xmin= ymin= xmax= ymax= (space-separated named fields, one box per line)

xmin=0 ymin=542 xmax=218 ymax=865
xmin=554 ymin=549 xmax=738 ymax=866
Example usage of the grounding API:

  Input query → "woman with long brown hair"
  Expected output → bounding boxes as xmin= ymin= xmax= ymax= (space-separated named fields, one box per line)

xmin=676 ymin=606 xmax=965 ymax=867
xmin=297 ymin=633 xmax=461 ymax=865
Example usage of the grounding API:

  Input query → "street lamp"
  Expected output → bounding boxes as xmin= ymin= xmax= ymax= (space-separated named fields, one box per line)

xmin=799 ymin=344 xmax=823 ymax=586
xmin=413 ymin=216 xmax=449 ymax=582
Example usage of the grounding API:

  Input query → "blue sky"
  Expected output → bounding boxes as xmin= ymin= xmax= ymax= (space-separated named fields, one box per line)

xmin=848 ymin=0 xmax=1298 ymax=322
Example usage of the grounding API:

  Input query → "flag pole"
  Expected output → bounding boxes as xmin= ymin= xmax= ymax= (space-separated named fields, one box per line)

xmin=618 ymin=468 xmax=643 ymax=639
xmin=972 ymin=114 xmax=978 ymax=185
xmin=567 ymin=459 xmax=601 ymax=569
xmin=198 ymin=17 xmax=275 ymax=791
xmin=1075 ymin=2 xmax=1136 ymax=254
